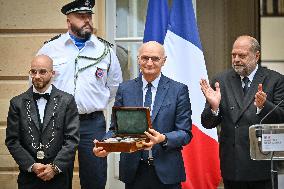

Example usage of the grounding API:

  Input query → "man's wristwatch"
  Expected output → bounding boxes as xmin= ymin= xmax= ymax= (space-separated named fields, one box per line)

xmin=50 ymin=163 xmax=60 ymax=175
xmin=161 ymin=135 xmax=168 ymax=148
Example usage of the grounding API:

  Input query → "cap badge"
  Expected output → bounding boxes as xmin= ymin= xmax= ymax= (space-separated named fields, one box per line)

xmin=85 ymin=0 xmax=90 ymax=6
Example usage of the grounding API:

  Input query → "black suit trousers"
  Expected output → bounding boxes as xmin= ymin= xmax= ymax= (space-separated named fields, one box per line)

xmin=125 ymin=161 xmax=181 ymax=189
xmin=18 ymin=171 xmax=68 ymax=189
xmin=223 ymin=179 xmax=272 ymax=189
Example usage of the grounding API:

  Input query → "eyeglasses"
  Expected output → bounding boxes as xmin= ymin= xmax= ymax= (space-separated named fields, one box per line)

xmin=29 ymin=69 xmax=51 ymax=76
xmin=139 ymin=55 xmax=162 ymax=63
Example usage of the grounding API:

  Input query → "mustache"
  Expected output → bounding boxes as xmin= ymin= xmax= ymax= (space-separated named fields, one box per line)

xmin=82 ymin=24 xmax=92 ymax=29
xmin=233 ymin=63 xmax=244 ymax=67
xmin=33 ymin=78 xmax=43 ymax=81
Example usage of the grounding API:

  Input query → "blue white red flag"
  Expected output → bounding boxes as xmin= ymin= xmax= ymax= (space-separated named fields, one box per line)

xmin=143 ymin=0 xmax=221 ymax=188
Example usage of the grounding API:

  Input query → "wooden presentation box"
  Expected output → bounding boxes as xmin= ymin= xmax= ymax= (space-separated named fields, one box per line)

xmin=96 ymin=107 xmax=152 ymax=153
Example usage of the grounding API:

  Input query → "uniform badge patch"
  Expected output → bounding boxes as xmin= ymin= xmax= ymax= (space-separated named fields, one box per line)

xmin=85 ymin=0 xmax=90 ymax=6
xmin=95 ymin=68 xmax=104 ymax=78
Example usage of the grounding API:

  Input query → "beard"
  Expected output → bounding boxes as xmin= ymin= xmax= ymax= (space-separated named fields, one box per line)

xmin=232 ymin=62 xmax=256 ymax=77
xmin=70 ymin=23 xmax=93 ymax=40
xmin=232 ymin=64 xmax=247 ymax=76
xmin=32 ymin=78 xmax=51 ymax=91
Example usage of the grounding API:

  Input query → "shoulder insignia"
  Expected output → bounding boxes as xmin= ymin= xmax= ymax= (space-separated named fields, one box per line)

xmin=44 ymin=34 xmax=62 ymax=44
xmin=97 ymin=37 xmax=114 ymax=47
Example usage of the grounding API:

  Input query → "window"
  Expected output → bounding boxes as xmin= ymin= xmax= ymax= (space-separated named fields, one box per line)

xmin=106 ymin=0 xmax=148 ymax=81
xmin=260 ymin=0 xmax=284 ymax=16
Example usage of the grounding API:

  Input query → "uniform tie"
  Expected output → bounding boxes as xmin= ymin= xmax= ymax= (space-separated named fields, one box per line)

xmin=243 ymin=77 xmax=250 ymax=96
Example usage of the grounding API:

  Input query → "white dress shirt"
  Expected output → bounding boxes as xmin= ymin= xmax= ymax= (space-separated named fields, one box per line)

xmin=240 ymin=64 xmax=258 ymax=88
xmin=33 ymin=85 xmax=52 ymax=123
xmin=37 ymin=32 xmax=122 ymax=114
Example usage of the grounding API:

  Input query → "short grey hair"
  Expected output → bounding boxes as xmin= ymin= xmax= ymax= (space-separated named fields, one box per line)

xmin=236 ymin=35 xmax=260 ymax=53
xmin=249 ymin=37 xmax=260 ymax=53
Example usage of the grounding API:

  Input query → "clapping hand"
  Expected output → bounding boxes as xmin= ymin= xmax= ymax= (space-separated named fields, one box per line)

xmin=254 ymin=84 xmax=267 ymax=109
xmin=200 ymin=79 xmax=221 ymax=111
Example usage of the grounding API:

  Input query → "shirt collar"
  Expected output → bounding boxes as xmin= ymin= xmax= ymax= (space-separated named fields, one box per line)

xmin=33 ymin=85 xmax=52 ymax=94
xmin=142 ymin=74 xmax=161 ymax=90
xmin=62 ymin=32 xmax=72 ymax=44
xmin=240 ymin=64 xmax=258 ymax=82
xmin=64 ymin=32 xmax=97 ymax=47
xmin=69 ymin=33 xmax=88 ymax=43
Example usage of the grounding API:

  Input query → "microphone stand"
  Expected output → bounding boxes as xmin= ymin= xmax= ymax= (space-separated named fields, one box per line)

xmin=257 ymin=99 xmax=284 ymax=154
xmin=270 ymin=152 xmax=278 ymax=189
xmin=258 ymin=99 xmax=284 ymax=189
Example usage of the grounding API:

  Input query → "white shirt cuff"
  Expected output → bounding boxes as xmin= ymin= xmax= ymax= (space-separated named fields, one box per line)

xmin=256 ymin=107 xmax=262 ymax=114
xmin=28 ymin=164 xmax=35 ymax=172
xmin=211 ymin=108 xmax=219 ymax=116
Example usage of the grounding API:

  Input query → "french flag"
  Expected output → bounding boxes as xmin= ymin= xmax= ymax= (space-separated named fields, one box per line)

xmin=143 ymin=0 xmax=221 ymax=188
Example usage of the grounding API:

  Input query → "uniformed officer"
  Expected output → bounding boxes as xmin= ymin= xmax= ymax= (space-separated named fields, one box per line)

xmin=37 ymin=1 xmax=123 ymax=189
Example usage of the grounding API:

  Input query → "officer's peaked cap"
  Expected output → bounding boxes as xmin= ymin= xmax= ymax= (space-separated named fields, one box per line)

xmin=61 ymin=0 xmax=95 ymax=15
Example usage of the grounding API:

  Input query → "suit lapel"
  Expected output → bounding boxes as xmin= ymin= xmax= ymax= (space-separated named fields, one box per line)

xmin=133 ymin=76 xmax=146 ymax=159
xmin=134 ymin=76 xmax=143 ymax=107
xmin=238 ymin=67 xmax=266 ymax=118
xmin=23 ymin=87 xmax=40 ymax=130
xmin=42 ymin=87 xmax=60 ymax=132
xmin=229 ymin=72 xmax=243 ymax=109
xmin=151 ymin=75 xmax=169 ymax=122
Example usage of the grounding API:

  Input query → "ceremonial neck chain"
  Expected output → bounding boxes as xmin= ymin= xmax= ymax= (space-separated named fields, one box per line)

xmin=25 ymin=97 xmax=58 ymax=159
xmin=73 ymin=41 xmax=111 ymax=94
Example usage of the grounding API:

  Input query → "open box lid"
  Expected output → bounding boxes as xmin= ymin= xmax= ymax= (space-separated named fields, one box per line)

xmin=112 ymin=107 xmax=152 ymax=137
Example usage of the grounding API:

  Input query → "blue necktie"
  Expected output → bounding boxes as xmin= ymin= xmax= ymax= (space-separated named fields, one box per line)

xmin=144 ymin=83 xmax=152 ymax=108
xmin=142 ymin=83 xmax=153 ymax=162
xmin=243 ymin=77 xmax=250 ymax=96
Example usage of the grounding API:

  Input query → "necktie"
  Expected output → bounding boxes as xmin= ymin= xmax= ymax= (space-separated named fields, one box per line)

xmin=142 ymin=83 xmax=153 ymax=162
xmin=33 ymin=93 xmax=50 ymax=101
xmin=144 ymin=83 xmax=152 ymax=108
xmin=243 ymin=77 xmax=250 ymax=96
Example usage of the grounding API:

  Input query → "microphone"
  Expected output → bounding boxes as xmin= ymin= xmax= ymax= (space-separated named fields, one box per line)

xmin=255 ymin=126 xmax=262 ymax=143
xmin=257 ymin=98 xmax=284 ymax=142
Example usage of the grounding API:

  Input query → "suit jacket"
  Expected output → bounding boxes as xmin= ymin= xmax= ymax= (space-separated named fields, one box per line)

xmin=5 ymin=85 xmax=80 ymax=188
xmin=201 ymin=66 xmax=284 ymax=181
xmin=108 ymin=74 xmax=192 ymax=185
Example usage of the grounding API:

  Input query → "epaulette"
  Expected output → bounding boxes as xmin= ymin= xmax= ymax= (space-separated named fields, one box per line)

xmin=97 ymin=37 xmax=114 ymax=47
xmin=44 ymin=34 xmax=62 ymax=44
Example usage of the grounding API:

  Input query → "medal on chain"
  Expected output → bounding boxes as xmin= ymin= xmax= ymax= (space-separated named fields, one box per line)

xmin=25 ymin=98 xmax=58 ymax=160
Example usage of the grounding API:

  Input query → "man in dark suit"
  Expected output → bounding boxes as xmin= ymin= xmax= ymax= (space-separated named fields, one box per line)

xmin=5 ymin=55 xmax=80 ymax=189
xmin=93 ymin=41 xmax=192 ymax=189
xmin=200 ymin=35 xmax=284 ymax=189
